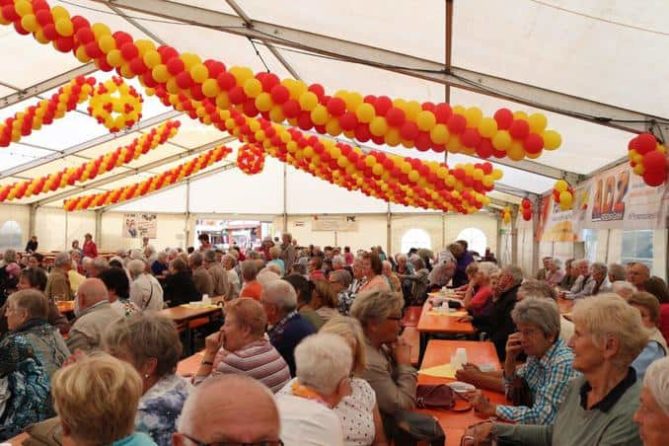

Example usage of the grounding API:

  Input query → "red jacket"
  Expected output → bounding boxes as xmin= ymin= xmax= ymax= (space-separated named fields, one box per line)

xmin=83 ymin=240 xmax=98 ymax=258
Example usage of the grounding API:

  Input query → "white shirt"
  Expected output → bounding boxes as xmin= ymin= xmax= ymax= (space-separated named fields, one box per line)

xmin=130 ymin=273 xmax=164 ymax=311
xmin=227 ymin=269 xmax=241 ymax=297
xmin=276 ymin=394 xmax=344 ymax=446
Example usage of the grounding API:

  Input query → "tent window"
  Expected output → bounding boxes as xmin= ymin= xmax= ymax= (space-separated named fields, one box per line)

xmin=581 ymin=229 xmax=598 ymax=264
xmin=456 ymin=228 xmax=487 ymax=256
xmin=401 ymin=229 xmax=431 ymax=253
xmin=621 ymin=230 xmax=653 ymax=269
xmin=0 ymin=221 xmax=22 ymax=251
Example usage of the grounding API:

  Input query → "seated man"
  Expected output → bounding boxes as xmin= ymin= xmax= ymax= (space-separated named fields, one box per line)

xmin=67 ymin=278 xmax=121 ymax=353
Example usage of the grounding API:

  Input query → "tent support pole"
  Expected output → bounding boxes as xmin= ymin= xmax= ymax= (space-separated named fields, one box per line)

xmin=185 ymin=179 xmax=191 ymax=249
xmin=496 ymin=217 xmax=503 ymax=266
xmin=282 ymin=165 xmax=288 ymax=232
xmin=511 ymin=206 xmax=519 ymax=267
xmin=28 ymin=205 xmax=37 ymax=242
xmin=95 ymin=210 xmax=103 ymax=251
xmin=531 ymin=199 xmax=540 ymax=277
xmin=386 ymin=203 xmax=392 ymax=255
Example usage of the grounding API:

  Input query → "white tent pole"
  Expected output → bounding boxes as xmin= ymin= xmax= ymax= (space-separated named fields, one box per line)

xmin=95 ymin=209 xmax=103 ymax=251
xmin=386 ymin=203 xmax=392 ymax=255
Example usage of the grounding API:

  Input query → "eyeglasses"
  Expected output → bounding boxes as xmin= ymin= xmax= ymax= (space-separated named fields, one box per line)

xmin=180 ymin=432 xmax=284 ymax=446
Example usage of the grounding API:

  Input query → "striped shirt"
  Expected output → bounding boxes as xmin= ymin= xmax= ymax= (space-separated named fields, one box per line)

xmin=212 ymin=339 xmax=291 ymax=393
xmin=496 ymin=338 xmax=577 ymax=424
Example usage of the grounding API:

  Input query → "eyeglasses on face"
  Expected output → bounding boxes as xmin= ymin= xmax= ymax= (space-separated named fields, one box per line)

xmin=180 ymin=432 xmax=284 ymax=446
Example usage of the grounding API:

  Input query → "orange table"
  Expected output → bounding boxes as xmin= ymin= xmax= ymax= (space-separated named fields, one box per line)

xmin=160 ymin=305 xmax=222 ymax=354
xmin=56 ymin=300 xmax=75 ymax=314
xmin=177 ymin=350 xmax=204 ymax=377
xmin=415 ymin=340 xmax=506 ymax=446
xmin=557 ymin=297 xmax=573 ymax=315
xmin=417 ymin=300 xmax=476 ymax=363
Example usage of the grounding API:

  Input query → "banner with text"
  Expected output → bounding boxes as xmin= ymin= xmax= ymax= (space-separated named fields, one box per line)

xmin=123 ymin=213 xmax=158 ymax=239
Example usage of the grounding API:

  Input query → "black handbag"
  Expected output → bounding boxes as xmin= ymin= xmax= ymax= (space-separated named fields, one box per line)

xmin=393 ymin=410 xmax=446 ymax=446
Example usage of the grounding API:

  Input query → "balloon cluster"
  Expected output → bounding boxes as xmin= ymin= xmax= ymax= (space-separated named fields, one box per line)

xmin=150 ymin=86 xmax=504 ymax=213
xmin=627 ymin=133 xmax=667 ymax=187
xmin=0 ymin=76 xmax=94 ymax=147
xmin=236 ymin=143 xmax=265 ymax=175
xmin=502 ymin=207 xmax=512 ymax=224
xmin=64 ymin=145 xmax=231 ymax=211
xmin=88 ymin=76 xmax=143 ymax=132
xmin=0 ymin=0 xmax=562 ymax=161
xmin=521 ymin=198 xmax=532 ymax=221
xmin=0 ymin=120 xmax=180 ymax=202
xmin=552 ymin=179 xmax=574 ymax=211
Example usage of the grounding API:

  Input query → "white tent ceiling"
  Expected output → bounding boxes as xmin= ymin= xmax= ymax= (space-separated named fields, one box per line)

xmin=1 ymin=0 xmax=667 ymax=215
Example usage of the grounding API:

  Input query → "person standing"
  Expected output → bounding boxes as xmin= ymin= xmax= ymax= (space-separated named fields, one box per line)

xmin=25 ymin=235 xmax=38 ymax=253
xmin=82 ymin=233 xmax=98 ymax=259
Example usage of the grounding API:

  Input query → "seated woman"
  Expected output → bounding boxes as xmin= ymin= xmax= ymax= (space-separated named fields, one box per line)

xmin=275 ymin=333 xmax=352 ymax=445
xmin=359 ymin=252 xmax=390 ymax=293
xmin=0 ymin=289 xmax=68 ymax=439
xmin=164 ymin=257 xmax=200 ymax=307
xmin=634 ymin=357 xmax=669 ymax=446
xmin=462 ymin=261 xmax=499 ymax=316
xmin=99 ymin=267 xmax=141 ymax=318
xmin=104 ymin=314 xmax=192 ymax=446
xmin=465 ymin=295 xmax=646 ymax=445
xmin=398 ymin=257 xmax=429 ymax=305
xmin=194 ymin=298 xmax=290 ymax=393
xmin=626 ymin=292 xmax=667 ymax=380
xmin=312 ymin=279 xmax=339 ymax=323
xmin=52 ymin=353 xmax=156 ymax=446
xmin=351 ymin=290 xmax=416 ymax=429
xmin=285 ymin=274 xmax=323 ymax=331
xmin=467 ymin=298 xmax=576 ymax=424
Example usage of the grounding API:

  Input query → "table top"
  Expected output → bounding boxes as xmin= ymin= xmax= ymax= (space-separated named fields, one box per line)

xmin=177 ymin=350 xmax=204 ymax=377
xmin=56 ymin=300 xmax=75 ymax=314
xmin=417 ymin=301 xmax=476 ymax=335
xmin=415 ymin=340 xmax=507 ymax=445
xmin=159 ymin=305 xmax=222 ymax=322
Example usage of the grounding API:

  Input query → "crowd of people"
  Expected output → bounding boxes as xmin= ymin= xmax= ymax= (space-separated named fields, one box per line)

xmin=0 ymin=232 xmax=668 ymax=445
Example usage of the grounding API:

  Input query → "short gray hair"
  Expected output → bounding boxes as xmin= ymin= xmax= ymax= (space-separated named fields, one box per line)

xmin=351 ymin=290 xmax=403 ymax=327
xmin=477 ymin=261 xmax=500 ymax=278
xmin=591 ymin=262 xmax=607 ymax=275
xmin=608 ymin=263 xmax=626 ymax=282
xmin=330 ymin=269 xmax=352 ymax=288
xmin=203 ymin=250 xmax=217 ymax=263
xmin=262 ymin=279 xmax=297 ymax=312
xmin=332 ymin=255 xmax=345 ymax=267
xmin=127 ymin=259 xmax=147 ymax=278
xmin=54 ymin=252 xmax=71 ymax=268
xmin=294 ymin=333 xmax=353 ymax=395
xmin=190 ymin=252 xmax=204 ymax=267
xmin=612 ymin=280 xmax=637 ymax=298
xmin=240 ymin=260 xmax=258 ymax=281
xmin=3 ymin=249 xmax=16 ymax=263
xmin=222 ymin=254 xmax=236 ymax=267
xmin=257 ymin=269 xmax=280 ymax=287
xmin=503 ymin=265 xmax=524 ymax=284
xmin=511 ymin=297 xmax=560 ymax=339
xmin=518 ymin=279 xmax=557 ymax=300
xmin=644 ymin=357 xmax=669 ymax=415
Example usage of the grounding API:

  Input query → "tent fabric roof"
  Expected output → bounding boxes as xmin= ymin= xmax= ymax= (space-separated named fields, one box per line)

xmin=1 ymin=0 xmax=666 ymax=213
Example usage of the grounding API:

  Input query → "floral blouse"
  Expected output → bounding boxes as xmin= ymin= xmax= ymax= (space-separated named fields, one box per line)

xmin=136 ymin=374 xmax=192 ymax=446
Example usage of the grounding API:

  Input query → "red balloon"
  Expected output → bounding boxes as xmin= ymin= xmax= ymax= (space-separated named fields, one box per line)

xmin=339 ymin=112 xmax=358 ymax=131
xmin=493 ymin=108 xmax=513 ymax=129
xmin=120 ymin=43 xmax=139 ymax=61
xmin=523 ymin=133 xmax=544 ymax=154
xmin=447 ymin=114 xmax=466 ymax=134
xmin=129 ymin=57 xmax=148 ymax=75
xmin=400 ymin=121 xmax=419 ymax=140
xmin=166 ymin=57 xmax=185 ymax=75
xmin=84 ymin=41 xmax=102 ymax=59
xmin=43 ymin=24 xmax=59 ymax=41
xmin=461 ymin=128 xmax=481 ymax=148
xmin=643 ymin=150 xmax=667 ymax=174
xmin=75 ymin=27 xmax=94 ymax=44
xmin=643 ymin=170 xmax=666 ymax=187
xmin=270 ymin=84 xmax=289 ymax=104
xmin=204 ymin=60 xmax=226 ymax=78
xmin=415 ymin=132 xmax=432 ymax=151
xmin=509 ymin=119 xmax=530 ymax=139
xmin=354 ymin=124 xmax=371 ymax=142
xmin=326 ymin=97 xmax=346 ymax=116
xmin=259 ymin=73 xmax=280 ymax=92
xmin=476 ymin=139 xmax=494 ymax=158
xmin=434 ymin=103 xmax=452 ymax=123
xmin=374 ymin=96 xmax=392 ymax=116
xmin=385 ymin=107 xmax=405 ymax=127
xmin=216 ymin=72 xmax=236 ymax=91
xmin=308 ymin=83 xmax=325 ymax=99
xmin=54 ymin=37 xmax=74 ymax=53
xmin=35 ymin=10 xmax=53 ymax=26
xmin=635 ymin=133 xmax=658 ymax=155
xmin=228 ymin=86 xmax=246 ymax=105
xmin=113 ymin=31 xmax=133 ymax=48
xmin=175 ymin=71 xmax=193 ymax=89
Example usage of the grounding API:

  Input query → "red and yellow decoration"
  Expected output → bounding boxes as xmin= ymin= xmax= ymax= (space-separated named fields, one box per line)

xmin=0 ymin=120 xmax=180 ymax=202
xmin=0 ymin=76 xmax=95 ymax=147
xmin=150 ymin=86 xmax=503 ymax=213
xmin=88 ymin=76 xmax=143 ymax=132
xmin=627 ymin=133 xmax=667 ymax=187
xmin=521 ymin=197 xmax=532 ymax=221
xmin=0 ymin=0 xmax=562 ymax=162
xmin=552 ymin=179 xmax=573 ymax=211
xmin=63 ymin=145 xmax=231 ymax=211
xmin=502 ymin=206 xmax=512 ymax=224
xmin=236 ymin=143 xmax=265 ymax=175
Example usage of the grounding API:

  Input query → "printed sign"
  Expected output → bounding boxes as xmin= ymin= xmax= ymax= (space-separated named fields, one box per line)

xmin=123 ymin=213 xmax=157 ymax=239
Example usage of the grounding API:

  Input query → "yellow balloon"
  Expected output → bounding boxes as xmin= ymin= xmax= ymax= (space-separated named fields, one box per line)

xmin=299 ymin=91 xmax=319 ymax=111
xmin=404 ymin=101 xmax=422 ymax=121
xmin=326 ymin=119 xmax=341 ymax=136
xmin=554 ymin=179 xmax=569 ymax=192
xmin=55 ymin=18 xmax=73 ymax=37
xmin=430 ymin=124 xmax=449 ymax=145
xmin=216 ymin=92 xmax=231 ymax=110
xmin=91 ymin=23 xmax=111 ymax=38
xmin=15 ymin=0 xmax=33 ymax=18
xmin=356 ymin=103 xmax=375 ymax=124
xmin=507 ymin=142 xmax=525 ymax=160
xmin=135 ymin=39 xmax=156 ymax=54
xmin=369 ymin=117 xmax=388 ymax=137
xmin=528 ymin=113 xmax=547 ymax=133
xmin=513 ymin=111 xmax=528 ymax=120
xmin=97 ymin=34 xmax=116 ymax=53
xmin=106 ymin=50 xmax=124 ymax=68
xmin=492 ymin=169 xmax=503 ymax=180
xmin=20 ymin=15 xmax=37 ymax=33
xmin=35 ymin=29 xmax=50 ymax=45
xmin=477 ymin=117 xmax=498 ymax=138
xmin=152 ymin=65 xmax=170 ymax=83
xmin=464 ymin=107 xmax=483 ymax=127
xmin=243 ymin=78 xmax=262 ymax=98
xmin=542 ymin=130 xmax=562 ymax=150
xmin=269 ymin=106 xmax=285 ymax=123
xmin=180 ymin=52 xmax=202 ymax=70
xmin=143 ymin=50 xmax=161 ymax=69
xmin=633 ymin=164 xmax=645 ymax=176
xmin=416 ymin=110 xmax=436 ymax=132
xmin=408 ymin=170 xmax=420 ymax=183
xmin=385 ymin=128 xmax=401 ymax=147
xmin=190 ymin=64 xmax=209 ymax=84
xmin=372 ymin=164 xmax=384 ymax=176
xmin=310 ymin=105 xmax=329 ymax=125
xmin=492 ymin=130 xmax=511 ymax=151
xmin=229 ymin=66 xmax=253 ymax=85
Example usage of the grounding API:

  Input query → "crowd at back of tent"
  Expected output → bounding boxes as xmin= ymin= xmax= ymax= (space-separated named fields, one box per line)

xmin=1 ymin=230 xmax=668 ymax=446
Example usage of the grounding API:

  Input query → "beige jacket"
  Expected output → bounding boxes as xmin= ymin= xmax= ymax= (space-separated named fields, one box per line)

xmin=207 ymin=263 xmax=230 ymax=298
xmin=45 ymin=269 xmax=73 ymax=301
xmin=361 ymin=337 xmax=417 ymax=416
xmin=66 ymin=301 xmax=121 ymax=353
xmin=192 ymin=266 xmax=214 ymax=297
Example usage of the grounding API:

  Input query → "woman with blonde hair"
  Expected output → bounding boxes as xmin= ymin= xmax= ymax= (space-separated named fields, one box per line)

xmin=312 ymin=279 xmax=339 ymax=323
xmin=52 ymin=353 xmax=156 ymax=445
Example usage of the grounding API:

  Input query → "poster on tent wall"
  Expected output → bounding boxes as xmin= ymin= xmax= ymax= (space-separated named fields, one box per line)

xmin=584 ymin=163 xmax=668 ymax=229
xmin=535 ymin=180 xmax=591 ymax=242
xmin=312 ymin=216 xmax=359 ymax=232
xmin=122 ymin=213 xmax=158 ymax=239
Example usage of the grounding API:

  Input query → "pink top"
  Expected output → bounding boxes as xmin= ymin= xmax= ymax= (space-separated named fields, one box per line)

xmin=546 ymin=270 xmax=565 ymax=287
xmin=359 ymin=275 xmax=391 ymax=293
xmin=467 ymin=286 xmax=493 ymax=314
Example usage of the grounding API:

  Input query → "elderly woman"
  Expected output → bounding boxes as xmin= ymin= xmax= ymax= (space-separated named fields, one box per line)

xmin=240 ymin=259 xmax=263 ymax=300
xmin=382 ymin=260 xmax=401 ymax=293
xmin=634 ymin=357 xmax=669 ymax=446
xmin=0 ymin=290 xmax=69 ymax=439
xmin=558 ymin=258 xmax=577 ymax=290
xmin=151 ymin=251 xmax=170 ymax=280
xmin=267 ymin=245 xmax=285 ymax=276
xmin=99 ymin=267 xmax=141 ymax=318
xmin=276 ymin=333 xmax=352 ymax=445
xmin=608 ymin=263 xmax=627 ymax=284
xmin=517 ymin=279 xmax=574 ymax=341
xmin=466 ymin=298 xmax=576 ymax=424
xmin=104 ymin=314 xmax=191 ymax=446
xmin=465 ymin=295 xmax=646 ymax=445
xmin=164 ymin=257 xmax=200 ymax=307
xmin=626 ymin=292 xmax=667 ymax=379
xmin=399 ymin=256 xmax=429 ymax=305
xmin=128 ymin=259 xmax=164 ymax=311
xmin=194 ymin=298 xmax=290 ymax=392
xmin=330 ymin=269 xmax=354 ymax=316
xmin=312 ymin=279 xmax=339 ymax=323
xmin=462 ymin=261 xmax=499 ymax=316
xmin=573 ymin=262 xmax=610 ymax=298
xmin=222 ymin=253 xmax=241 ymax=299
xmin=545 ymin=258 xmax=565 ymax=287
xmin=359 ymin=252 xmax=390 ymax=293
xmin=427 ymin=259 xmax=456 ymax=291
xmin=351 ymin=290 xmax=416 ymax=424
xmin=52 ymin=353 xmax=155 ymax=446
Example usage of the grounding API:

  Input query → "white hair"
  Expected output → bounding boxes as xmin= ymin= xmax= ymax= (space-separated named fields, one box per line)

xmin=264 ymin=263 xmax=282 ymax=276
xmin=332 ymin=255 xmax=345 ymax=267
xmin=257 ymin=269 xmax=280 ymax=288
xmin=127 ymin=259 xmax=147 ymax=278
xmin=54 ymin=252 xmax=71 ymax=268
xmin=644 ymin=356 xmax=669 ymax=415
xmin=262 ymin=280 xmax=297 ymax=313
xmin=294 ymin=333 xmax=353 ymax=395
xmin=129 ymin=249 xmax=143 ymax=261
xmin=612 ymin=280 xmax=637 ymax=297
xmin=478 ymin=261 xmax=500 ymax=278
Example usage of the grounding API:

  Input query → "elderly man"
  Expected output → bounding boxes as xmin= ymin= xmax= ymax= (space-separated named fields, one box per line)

xmin=628 ymin=263 xmax=651 ymax=291
xmin=222 ymin=254 xmax=240 ymax=299
xmin=572 ymin=262 xmax=610 ymax=298
xmin=173 ymin=375 xmax=281 ymax=446
xmin=204 ymin=250 xmax=230 ymax=298
xmin=151 ymin=251 xmax=169 ymax=280
xmin=329 ymin=269 xmax=354 ymax=315
xmin=84 ymin=257 xmax=109 ymax=278
xmin=536 ymin=256 xmax=552 ymax=281
xmin=128 ymin=259 xmax=164 ymax=311
xmin=568 ymin=259 xmax=592 ymax=295
xmin=280 ymin=232 xmax=296 ymax=274
xmin=67 ymin=278 xmax=120 ymax=352
xmin=45 ymin=252 xmax=73 ymax=302
xmin=261 ymin=279 xmax=315 ymax=376
xmin=189 ymin=251 xmax=213 ymax=297
xmin=634 ymin=357 xmax=669 ymax=446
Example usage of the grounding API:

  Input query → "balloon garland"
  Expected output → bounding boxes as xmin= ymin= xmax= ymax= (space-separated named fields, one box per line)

xmin=0 ymin=0 xmax=562 ymax=161
xmin=627 ymin=133 xmax=667 ymax=187
xmin=552 ymin=179 xmax=573 ymax=211
xmin=502 ymin=206 xmax=512 ymax=224
xmin=521 ymin=197 xmax=532 ymax=221
xmin=88 ymin=76 xmax=143 ymax=132
xmin=236 ymin=143 xmax=265 ymax=175
xmin=63 ymin=145 xmax=232 ymax=211
xmin=0 ymin=75 xmax=95 ymax=147
xmin=150 ymin=86 xmax=503 ymax=213
xmin=0 ymin=120 xmax=180 ymax=202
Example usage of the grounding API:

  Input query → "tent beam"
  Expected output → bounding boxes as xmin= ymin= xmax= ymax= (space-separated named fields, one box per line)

xmin=30 ymin=135 xmax=236 ymax=207
xmin=0 ymin=110 xmax=181 ymax=179
xmin=91 ymin=0 xmax=668 ymax=135
xmin=0 ymin=64 xmax=97 ymax=109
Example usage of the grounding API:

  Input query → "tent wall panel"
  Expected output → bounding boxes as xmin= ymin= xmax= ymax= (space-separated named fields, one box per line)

xmin=34 ymin=208 xmax=96 ymax=252
xmin=0 ymin=203 xmax=30 ymax=250
xmin=100 ymin=212 xmax=189 ymax=252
